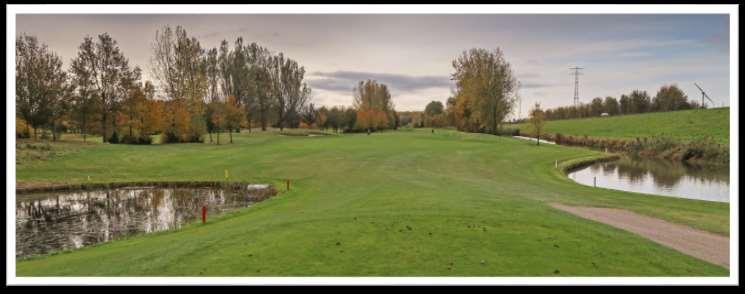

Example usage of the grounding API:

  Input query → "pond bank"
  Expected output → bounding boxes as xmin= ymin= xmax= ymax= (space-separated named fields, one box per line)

xmin=16 ymin=184 xmax=278 ymax=258
xmin=545 ymin=133 xmax=728 ymax=167
xmin=16 ymin=181 xmax=277 ymax=195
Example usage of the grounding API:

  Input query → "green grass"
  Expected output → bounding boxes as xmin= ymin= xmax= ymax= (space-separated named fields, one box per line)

xmin=515 ymin=108 xmax=730 ymax=144
xmin=15 ymin=129 xmax=728 ymax=276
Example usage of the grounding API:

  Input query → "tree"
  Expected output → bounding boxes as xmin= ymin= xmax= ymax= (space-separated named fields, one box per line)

xmin=242 ymin=42 xmax=272 ymax=132
xmin=150 ymin=25 xmax=208 ymax=143
xmin=205 ymin=47 xmax=220 ymax=103
xmin=445 ymin=96 xmax=457 ymax=126
xmin=208 ymin=100 xmax=225 ymax=145
xmin=590 ymin=97 xmax=604 ymax=116
xmin=224 ymin=95 xmax=245 ymax=143
xmin=316 ymin=106 xmax=329 ymax=130
xmin=353 ymin=80 xmax=395 ymax=133
xmin=629 ymin=90 xmax=651 ymax=114
xmin=47 ymin=84 xmax=73 ymax=141
xmin=603 ymin=96 xmax=620 ymax=116
xmin=424 ymin=100 xmax=444 ymax=116
xmin=451 ymin=48 xmax=517 ymax=134
xmin=219 ymin=38 xmax=255 ymax=132
xmin=16 ymin=35 xmax=69 ymax=140
xmin=120 ymin=83 xmax=145 ymax=139
xmin=653 ymin=84 xmax=688 ymax=112
xmin=528 ymin=102 xmax=545 ymax=146
xmin=71 ymin=33 xmax=140 ymax=143
xmin=619 ymin=94 xmax=632 ymax=115
xmin=141 ymin=97 xmax=165 ymax=137
xmin=300 ymin=103 xmax=318 ymax=128
xmin=267 ymin=53 xmax=311 ymax=131
xmin=344 ymin=107 xmax=357 ymax=132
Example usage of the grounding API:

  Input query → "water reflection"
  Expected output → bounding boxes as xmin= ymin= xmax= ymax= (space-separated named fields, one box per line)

xmin=16 ymin=186 xmax=271 ymax=258
xmin=568 ymin=157 xmax=729 ymax=202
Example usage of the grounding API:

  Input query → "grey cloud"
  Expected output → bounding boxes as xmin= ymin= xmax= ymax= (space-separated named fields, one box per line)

xmin=309 ymin=71 xmax=452 ymax=93
xmin=307 ymin=78 xmax=356 ymax=93
xmin=520 ymin=82 xmax=556 ymax=89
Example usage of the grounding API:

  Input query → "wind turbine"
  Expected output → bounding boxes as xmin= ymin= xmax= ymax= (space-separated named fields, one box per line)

xmin=694 ymin=83 xmax=714 ymax=109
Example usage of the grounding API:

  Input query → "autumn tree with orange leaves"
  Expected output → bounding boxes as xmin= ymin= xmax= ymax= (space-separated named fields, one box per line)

xmin=353 ymin=80 xmax=396 ymax=134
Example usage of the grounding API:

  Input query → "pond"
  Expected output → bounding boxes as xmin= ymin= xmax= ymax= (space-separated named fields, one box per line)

xmin=512 ymin=136 xmax=556 ymax=145
xmin=567 ymin=157 xmax=729 ymax=203
xmin=15 ymin=185 xmax=274 ymax=258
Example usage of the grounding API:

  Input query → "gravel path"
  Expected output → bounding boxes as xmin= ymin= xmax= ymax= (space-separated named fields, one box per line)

xmin=551 ymin=203 xmax=729 ymax=268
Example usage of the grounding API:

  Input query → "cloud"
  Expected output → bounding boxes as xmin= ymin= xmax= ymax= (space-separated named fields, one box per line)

xmin=308 ymin=70 xmax=452 ymax=93
xmin=307 ymin=78 xmax=356 ymax=93
xmin=520 ymin=82 xmax=556 ymax=89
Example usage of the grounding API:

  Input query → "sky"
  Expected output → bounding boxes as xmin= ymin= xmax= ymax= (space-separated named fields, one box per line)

xmin=16 ymin=14 xmax=730 ymax=116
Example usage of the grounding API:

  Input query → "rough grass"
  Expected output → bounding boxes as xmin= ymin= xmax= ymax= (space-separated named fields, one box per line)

xmin=514 ymin=108 xmax=730 ymax=145
xmin=15 ymin=129 xmax=728 ymax=276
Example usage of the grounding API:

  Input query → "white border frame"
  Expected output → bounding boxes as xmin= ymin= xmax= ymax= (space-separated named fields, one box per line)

xmin=6 ymin=4 xmax=739 ymax=286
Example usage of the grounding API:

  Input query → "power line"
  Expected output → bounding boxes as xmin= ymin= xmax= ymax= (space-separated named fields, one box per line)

xmin=569 ymin=66 xmax=583 ymax=107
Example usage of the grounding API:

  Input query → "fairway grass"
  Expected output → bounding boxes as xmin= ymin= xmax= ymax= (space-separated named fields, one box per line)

xmin=15 ymin=129 xmax=729 ymax=276
xmin=514 ymin=108 xmax=730 ymax=144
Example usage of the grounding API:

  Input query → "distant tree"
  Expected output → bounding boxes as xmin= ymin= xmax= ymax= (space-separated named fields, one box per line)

xmin=344 ymin=107 xmax=357 ymax=132
xmin=653 ymin=84 xmax=688 ymax=112
xmin=141 ymin=95 xmax=165 ymax=137
xmin=603 ymin=96 xmax=620 ymax=116
xmin=353 ymin=80 xmax=395 ymax=133
xmin=590 ymin=97 xmax=604 ymax=116
xmin=445 ymin=96 xmax=457 ymax=126
xmin=120 ymin=83 xmax=148 ymax=141
xmin=205 ymin=47 xmax=220 ymax=103
xmin=424 ymin=100 xmax=444 ymax=116
xmin=16 ymin=35 xmax=69 ymax=140
xmin=208 ymin=100 xmax=225 ymax=145
xmin=316 ymin=106 xmax=329 ymax=130
xmin=629 ymin=90 xmax=651 ymax=114
xmin=224 ymin=95 xmax=244 ymax=143
xmin=48 ymin=84 xmax=73 ymax=141
xmin=619 ymin=94 xmax=632 ymax=115
xmin=451 ymin=48 xmax=517 ymax=134
xmin=528 ymin=102 xmax=545 ymax=146
xmin=300 ymin=103 xmax=318 ymax=127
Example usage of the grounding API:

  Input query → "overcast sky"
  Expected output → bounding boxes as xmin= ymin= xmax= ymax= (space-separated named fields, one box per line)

xmin=16 ymin=14 xmax=730 ymax=115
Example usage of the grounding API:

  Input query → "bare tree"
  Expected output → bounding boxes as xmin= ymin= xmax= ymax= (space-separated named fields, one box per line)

xmin=70 ymin=33 xmax=138 ymax=143
xmin=150 ymin=25 xmax=208 ymax=142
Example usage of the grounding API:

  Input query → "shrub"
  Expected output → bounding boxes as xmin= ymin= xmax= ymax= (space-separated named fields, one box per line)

xmin=16 ymin=117 xmax=31 ymax=139
xmin=496 ymin=127 xmax=520 ymax=136
xmin=120 ymin=134 xmax=152 ymax=145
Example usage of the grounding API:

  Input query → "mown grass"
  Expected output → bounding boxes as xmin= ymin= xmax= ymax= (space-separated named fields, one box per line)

xmin=15 ymin=129 xmax=728 ymax=276
xmin=514 ymin=108 xmax=730 ymax=145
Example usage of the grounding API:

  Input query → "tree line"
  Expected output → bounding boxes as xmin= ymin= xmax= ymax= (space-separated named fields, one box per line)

xmin=16 ymin=25 xmax=313 ymax=144
xmin=408 ymin=50 xmax=704 ymax=130
xmin=296 ymin=80 xmax=399 ymax=134
xmin=540 ymin=85 xmax=701 ymax=121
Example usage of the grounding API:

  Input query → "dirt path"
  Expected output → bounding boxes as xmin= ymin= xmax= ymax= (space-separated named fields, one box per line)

xmin=551 ymin=203 xmax=729 ymax=268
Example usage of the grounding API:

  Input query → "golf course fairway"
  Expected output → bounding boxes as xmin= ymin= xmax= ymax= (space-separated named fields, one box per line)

xmin=15 ymin=129 xmax=729 ymax=276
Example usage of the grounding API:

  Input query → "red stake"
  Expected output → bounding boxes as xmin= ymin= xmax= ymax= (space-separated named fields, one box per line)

xmin=202 ymin=206 xmax=207 ymax=224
